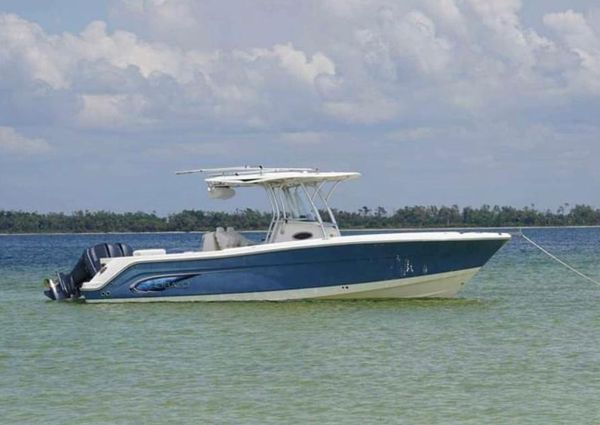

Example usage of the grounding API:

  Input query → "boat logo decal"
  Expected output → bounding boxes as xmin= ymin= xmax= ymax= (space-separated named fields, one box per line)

xmin=130 ymin=274 xmax=196 ymax=293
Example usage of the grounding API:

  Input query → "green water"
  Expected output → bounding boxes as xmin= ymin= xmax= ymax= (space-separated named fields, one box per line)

xmin=1 ymin=229 xmax=599 ymax=424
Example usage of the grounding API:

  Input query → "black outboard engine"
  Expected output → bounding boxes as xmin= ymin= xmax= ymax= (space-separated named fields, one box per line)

xmin=44 ymin=243 xmax=133 ymax=301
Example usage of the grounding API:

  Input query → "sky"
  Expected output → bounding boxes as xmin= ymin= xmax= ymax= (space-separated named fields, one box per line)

xmin=0 ymin=0 xmax=599 ymax=214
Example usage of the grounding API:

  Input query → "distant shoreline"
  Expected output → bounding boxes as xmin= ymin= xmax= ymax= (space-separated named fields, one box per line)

xmin=3 ymin=205 xmax=599 ymax=233
xmin=2 ymin=225 xmax=600 ymax=236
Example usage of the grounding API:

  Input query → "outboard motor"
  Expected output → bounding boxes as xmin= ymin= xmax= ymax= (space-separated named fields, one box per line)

xmin=44 ymin=243 xmax=133 ymax=301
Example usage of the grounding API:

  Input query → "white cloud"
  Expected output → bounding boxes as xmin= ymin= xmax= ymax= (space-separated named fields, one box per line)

xmin=78 ymin=94 xmax=152 ymax=128
xmin=0 ymin=2 xmax=599 ymax=133
xmin=0 ymin=14 xmax=68 ymax=89
xmin=544 ymin=9 xmax=600 ymax=93
xmin=0 ymin=12 xmax=340 ymax=131
xmin=108 ymin=0 xmax=205 ymax=48
xmin=2 ymin=1 xmax=600 ymax=213
xmin=0 ymin=126 xmax=51 ymax=154
xmin=258 ymin=44 xmax=335 ymax=84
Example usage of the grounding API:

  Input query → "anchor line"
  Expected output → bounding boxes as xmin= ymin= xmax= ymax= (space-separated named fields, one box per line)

xmin=520 ymin=230 xmax=600 ymax=287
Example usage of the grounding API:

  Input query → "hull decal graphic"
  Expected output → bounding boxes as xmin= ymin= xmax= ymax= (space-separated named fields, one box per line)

xmin=130 ymin=274 xmax=197 ymax=293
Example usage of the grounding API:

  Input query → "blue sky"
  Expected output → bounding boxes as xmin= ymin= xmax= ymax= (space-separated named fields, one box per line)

xmin=0 ymin=0 xmax=599 ymax=214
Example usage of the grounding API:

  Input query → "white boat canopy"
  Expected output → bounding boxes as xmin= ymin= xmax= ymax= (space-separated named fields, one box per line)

xmin=176 ymin=166 xmax=360 ymax=187
xmin=176 ymin=166 xmax=361 ymax=242
xmin=205 ymin=171 xmax=360 ymax=187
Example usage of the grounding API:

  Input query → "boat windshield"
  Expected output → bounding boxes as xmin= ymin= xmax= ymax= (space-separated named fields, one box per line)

xmin=262 ymin=181 xmax=341 ymax=242
xmin=281 ymin=186 xmax=315 ymax=221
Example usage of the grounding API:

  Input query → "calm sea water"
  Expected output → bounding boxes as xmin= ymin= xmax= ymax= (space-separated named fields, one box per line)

xmin=1 ymin=228 xmax=599 ymax=424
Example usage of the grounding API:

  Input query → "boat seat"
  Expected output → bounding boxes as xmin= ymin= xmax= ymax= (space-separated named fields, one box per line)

xmin=202 ymin=227 xmax=252 ymax=251
xmin=202 ymin=232 xmax=218 ymax=251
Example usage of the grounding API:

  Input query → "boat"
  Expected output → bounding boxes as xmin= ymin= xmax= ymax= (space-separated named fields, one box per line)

xmin=44 ymin=166 xmax=510 ymax=302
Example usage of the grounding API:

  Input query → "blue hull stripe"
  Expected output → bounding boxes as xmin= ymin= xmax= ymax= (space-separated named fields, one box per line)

xmin=83 ymin=239 xmax=507 ymax=300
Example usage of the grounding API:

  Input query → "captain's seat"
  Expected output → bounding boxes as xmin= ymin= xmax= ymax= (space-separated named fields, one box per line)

xmin=202 ymin=227 xmax=253 ymax=251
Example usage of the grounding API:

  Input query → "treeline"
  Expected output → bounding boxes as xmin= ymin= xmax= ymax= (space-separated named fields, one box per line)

xmin=1 ymin=204 xmax=599 ymax=233
xmin=0 ymin=210 xmax=272 ymax=233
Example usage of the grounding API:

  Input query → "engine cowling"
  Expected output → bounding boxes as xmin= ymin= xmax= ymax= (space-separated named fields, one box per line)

xmin=44 ymin=243 xmax=133 ymax=301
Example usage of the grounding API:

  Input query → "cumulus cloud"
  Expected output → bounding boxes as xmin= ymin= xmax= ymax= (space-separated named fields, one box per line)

xmin=544 ymin=9 xmax=600 ymax=93
xmin=0 ymin=12 xmax=335 ymax=131
xmin=0 ymin=126 xmax=51 ymax=154
xmin=1 ymin=2 xmax=600 ymax=132
xmin=1 ymin=1 xmax=600 ymax=211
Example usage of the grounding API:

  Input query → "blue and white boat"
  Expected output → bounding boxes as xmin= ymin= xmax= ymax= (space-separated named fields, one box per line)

xmin=44 ymin=167 xmax=510 ymax=302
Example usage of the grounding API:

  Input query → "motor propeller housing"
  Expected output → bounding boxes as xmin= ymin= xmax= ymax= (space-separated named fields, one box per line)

xmin=43 ymin=243 xmax=133 ymax=301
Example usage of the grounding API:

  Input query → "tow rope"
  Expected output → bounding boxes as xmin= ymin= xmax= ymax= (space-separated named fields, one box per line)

xmin=520 ymin=230 xmax=600 ymax=287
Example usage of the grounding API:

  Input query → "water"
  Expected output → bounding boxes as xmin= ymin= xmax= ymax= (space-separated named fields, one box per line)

xmin=1 ymin=228 xmax=599 ymax=424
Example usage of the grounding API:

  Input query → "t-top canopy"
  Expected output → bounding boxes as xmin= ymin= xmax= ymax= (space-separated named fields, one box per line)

xmin=176 ymin=166 xmax=361 ymax=188
xmin=205 ymin=171 xmax=361 ymax=187
xmin=176 ymin=167 xmax=358 ymax=239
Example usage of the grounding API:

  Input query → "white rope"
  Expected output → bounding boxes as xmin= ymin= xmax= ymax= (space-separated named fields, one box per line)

xmin=520 ymin=230 xmax=600 ymax=287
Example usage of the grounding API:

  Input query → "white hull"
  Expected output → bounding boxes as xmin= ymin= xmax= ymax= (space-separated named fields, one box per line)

xmin=321 ymin=267 xmax=480 ymax=299
xmin=84 ymin=267 xmax=481 ymax=303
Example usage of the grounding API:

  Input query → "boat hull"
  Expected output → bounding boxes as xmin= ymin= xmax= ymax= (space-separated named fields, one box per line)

xmin=85 ymin=267 xmax=480 ymax=302
xmin=81 ymin=234 xmax=509 ymax=302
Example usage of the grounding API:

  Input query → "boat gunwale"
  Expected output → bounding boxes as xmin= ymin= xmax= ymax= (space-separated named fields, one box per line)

xmin=106 ymin=231 xmax=511 ymax=264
